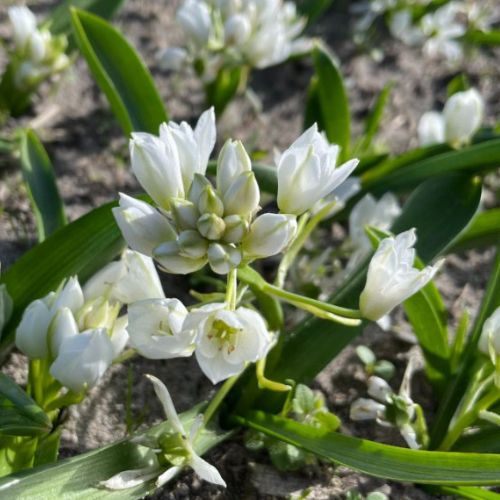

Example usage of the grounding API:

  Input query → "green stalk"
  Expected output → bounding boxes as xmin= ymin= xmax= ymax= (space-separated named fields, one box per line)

xmin=203 ymin=374 xmax=240 ymax=425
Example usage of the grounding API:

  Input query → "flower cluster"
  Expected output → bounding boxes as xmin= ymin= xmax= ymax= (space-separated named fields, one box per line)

xmin=350 ymin=368 xmax=427 ymax=449
xmin=7 ymin=6 xmax=69 ymax=90
xmin=418 ymin=88 xmax=484 ymax=148
xmin=159 ymin=0 xmax=311 ymax=81
xmin=15 ymin=251 xmax=163 ymax=393
xmin=128 ymin=301 xmax=273 ymax=384
xmin=113 ymin=109 xmax=358 ymax=276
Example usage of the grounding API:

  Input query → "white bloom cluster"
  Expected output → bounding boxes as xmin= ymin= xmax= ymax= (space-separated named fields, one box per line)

xmin=159 ymin=0 xmax=312 ymax=81
xmin=128 ymin=300 xmax=273 ymax=384
xmin=418 ymin=88 xmax=484 ymax=148
xmin=7 ymin=6 xmax=69 ymax=90
xmin=15 ymin=251 xmax=163 ymax=393
xmin=102 ymin=375 xmax=226 ymax=490
xmin=113 ymin=109 xmax=358 ymax=276
xmin=359 ymin=229 xmax=443 ymax=321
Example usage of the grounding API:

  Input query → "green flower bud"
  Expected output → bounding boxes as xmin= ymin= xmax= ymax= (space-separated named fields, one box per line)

xmin=187 ymin=173 xmax=212 ymax=205
xmin=207 ymin=243 xmax=242 ymax=274
xmin=170 ymin=198 xmax=199 ymax=230
xmin=222 ymin=171 xmax=260 ymax=217
xmin=178 ymin=230 xmax=208 ymax=259
xmin=223 ymin=215 xmax=248 ymax=243
xmin=198 ymin=184 xmax=224 ymax=217
xmin=197 ymin=213 xmax=226 ymax=240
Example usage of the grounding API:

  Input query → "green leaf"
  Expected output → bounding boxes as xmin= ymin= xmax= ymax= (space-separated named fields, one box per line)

xmin=0 ymin=407 xmax=228 ymax=498
xmin=295 ymin=0 xmax=333 ymax=25
xmin=20 ymin=129 xmax=67 ymax=242
xmin=204 ymin=66 xmax=243 ymax=116
xmin=427 ymin=485 xmax=500 ymax=500
xmin=465 ymin=30 xmax=500 ymax=46
xmin=48 ymin=0 xmax=125 ymax=37
xmin=447 ymin=74 xmax=470 ymax=97
xmin=0 ymin=201 xmax=125 ymax=354
xmin=450 ymin=209 xmax=500 ymax=251
xmin=363 ymin=138 xmax=500 ymax=193
xmin=70 ymin=8 xmax=167 ymax=135
xmin=0 ymin=373 xmax=51 ymax=437
xmin=237 ymin=411 xmax=500 ymax=486
xmin=306 ymin=44 xmax=350 ymax=159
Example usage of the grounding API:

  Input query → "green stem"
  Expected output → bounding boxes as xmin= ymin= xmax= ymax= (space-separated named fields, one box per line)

xmin=438 ymin=383 xmax=500 ymax=451
xmin=256 ymin=358 xmax=291 ymax=392
xmin=226 ymin=268 xmax=238 ymax=311
xmin=204 ymin=374 xmax=240 ymax=425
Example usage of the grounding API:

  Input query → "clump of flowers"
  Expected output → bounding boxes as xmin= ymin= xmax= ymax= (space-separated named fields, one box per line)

xmin=418 ymin=88 xmax=484 ymax=148
xmin=1 ymin=6 xmax=69 ymax=116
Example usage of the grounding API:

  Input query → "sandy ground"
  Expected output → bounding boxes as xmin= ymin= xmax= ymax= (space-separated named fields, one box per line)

xmin=1 ymin=0 xmax=499 ymax=498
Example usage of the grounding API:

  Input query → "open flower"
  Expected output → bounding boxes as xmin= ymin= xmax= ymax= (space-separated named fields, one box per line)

xmin=114 ymin=110 xmax=298 ymax=275
xmin=276 ymin=124 xmax=359 ymax=215
xmin=181 ymin=304 xmax=272 ymax=384
xmin=127 ymin=298 xmax=195 ymax=359
xmin=359 ymin=229 xmax=443 ymax=321
xmin=101 ymin=375 xmax=225 ymax=490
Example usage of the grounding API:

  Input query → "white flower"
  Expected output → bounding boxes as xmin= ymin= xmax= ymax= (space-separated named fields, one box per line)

xmin=243 ymin=213 xmax=297 ymax=259
xmin=182 ymin=304 xmax=272 ymax=384
xmin=113 ymin=194 xmax=176 ymax=256
xmin=127 ymin=298 xmax=195 ymax=359
xmin=367 ymin=376 xmax=392 ymax=402
xmin=418 ymin=111 xmax=445 ymax=147
xmin=443 ymin=88 xmax=484 ymax=147
xmin=176 ymin=0 xmax=213 ymax=48
xmin=478 ymin=307 xmax=500 ymax=359
xmin=83 ymin=250 xmax=165 ymax=305
xmin=158 ymin=47 xmax=189 ymax=71
xmin=276 ymin=124 xmax=358 ymax=215
xmin=101 ymin=375 xmax=226 ymax=490
xmin=359 ymin=229 xmax=443 ymax=321
xmin=350 ymin=398 xmax=385 ymax=421
xmin=15 ymin=277 xmax=84 ymax=359
xmin=389 ymin=9 xmax=424 ymax=46
xmin=49 ymin=329 xmax=115 ymax=393
xmin=8 ymin=6 xmax=37 ymax=51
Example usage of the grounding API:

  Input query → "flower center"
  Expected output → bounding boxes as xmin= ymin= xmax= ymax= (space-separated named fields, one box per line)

xmin=208 ymin=319 xmax=241 ymax=354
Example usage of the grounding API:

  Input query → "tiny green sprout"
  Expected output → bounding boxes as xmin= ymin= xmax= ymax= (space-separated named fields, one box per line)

xmin=356 ymin=345 xmax=395 ymax=380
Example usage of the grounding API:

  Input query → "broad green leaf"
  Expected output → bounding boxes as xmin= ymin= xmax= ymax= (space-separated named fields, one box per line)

xmin=450 ymin=209 xmax=500 ymax=251
xmin=306 ymin=44 xmax=350 ymax=159
xmin=465 ymin=30 xmax=500 ymax=46
xmin=0 ymin=407 xmax=228 ymax=498
xmin=427 ymin=486 xmax=500 ymax=500
xmin=447 ymin=74 xmax=470 ymax=97
xmin=0 ymin=374 xmax=51 ymax=437
xmin=70 ymin=8 xmax=167 ymax=135
xmin=363 ymin=138 xmax=500 ymax=193
xmin=48 ymin=0 xmax=125 ymax=36
xmin=237 ymin=411 xmax=500 ymax=486
xmin=431 ymin=245 xmax=500 ymax=448
xmin=0 ymin=201 xmax=125 ymax=354
xmin=20 ymin=129 xmax=67 ymax=242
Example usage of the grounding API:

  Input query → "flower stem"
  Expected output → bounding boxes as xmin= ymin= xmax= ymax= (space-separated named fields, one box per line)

xmin=256 ymin=358 xmax=291 ymax=392
xmin=275 ymin=202 xmax=337 ymax=288
xmin=204 ymin=374 xmax=240 ymax=426
xmin=226 ymin=268 xmax=238 ymax=311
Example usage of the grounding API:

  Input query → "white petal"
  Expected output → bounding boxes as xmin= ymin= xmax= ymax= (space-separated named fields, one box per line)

xmin=418 ymin=111 xmax=445 ymax=147
xmin=53 ymin=277 xmax=84 ymax=314
xmin=194 ymin=108 xmax=216 ymax=174
xmin=15 ymin=299 xmax=52 ymax=359
xmin=100 ymin=467 xmax=160 ymax=490
xmin=190 ymin=454 xmax=226 ymax=487
xmin=49 ymin=307 xmax=79 ymax=358
xmin=154 ymin=242 xmax=207 ymax=274
xmin=196 ymin=350 xmax=245 ymax=384
xmin=156 ymin=466 xmax=182 ymax=488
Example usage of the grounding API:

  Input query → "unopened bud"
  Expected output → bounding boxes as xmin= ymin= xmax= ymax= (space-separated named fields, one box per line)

xmin=207 ymin=243 xmax=242 ymax=274
xmin=188 ymin=173 xmax=212 ymax=205
xmin=198 ymin=185 xmax=224 ymax=217
xmin=197 ymin=213 xmax=226 ymax=240
xmin=178 ymin=230 xmax=208 ymax=259
xmin=171 ymin=198 xmax=199 ymax=230
xmin=223 ymin=215 xmax=248 ymax=243
xmin=222 ymin=171 xmax=260 ymax=217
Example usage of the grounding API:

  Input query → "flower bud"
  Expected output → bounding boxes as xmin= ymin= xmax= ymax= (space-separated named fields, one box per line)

xmin=207 ymin=243 xmax=242 ymax=274
xmin=222 ymin=171 xmax=260 ymax=217
xmin=158 ymin=47 xmax=188 ymax=71
xmin=198 ymin=184 xmax=224 ymax=217
xmin=418 ymin=111 xmax=445 ymax=147
xmin=176 ymin=0 xmax=212 ymax=47
xmin=367 ymin=376 xmax=392 ymax=403
xmin=216 ymin=140 xmax=252 ymax=198
xmin=197 ymin=213 xmax=226 ymax=240
xmin=188 ymin=173 xmax=212 ymax=205
xmin=52 ymin=276 xmax=85 ymax=313
xmin=178 ymin=230 xmax=209 ymax=259
xmin=223 ymin=215 xmax=248 ymax=243
xmin=478 ymin=307 xmax=500 ymax=359
xmin=154 ymin=241 xmax=207 ymax=275
xmin=15 ymin=299 xmax=52 ymax=359
xmin=224 ymin=14 xmax=252 ymax=46
xmin=350 ymin=398 xmax=385 ymax=421
xmin=8 ymin=6 xmax=37 ymax=51
xmin=28 ymin=30 xmax=46 ymax=63
xmin=443 ymin=88 xmax=484 ymax=147
xmin=243 ymin=213 xmax=297 ymax=259
xmin=171 ymin=198 xmax=199 ymax=230
xmin=49 ymin=307 xmax=79 ymax=358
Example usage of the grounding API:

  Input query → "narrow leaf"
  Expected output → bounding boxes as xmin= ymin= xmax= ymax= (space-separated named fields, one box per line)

xmin=20 ymin=129 xmax=67 ymax=242
xmin=237 ymin=411 xmax=500 ymax=486
xmin=0 ymin=374 xmax=51 ymax=437
xmin=70 ymin=8 xmax=167 ymax=135
xmin=450 ymin=209 xmax=500 ymax=251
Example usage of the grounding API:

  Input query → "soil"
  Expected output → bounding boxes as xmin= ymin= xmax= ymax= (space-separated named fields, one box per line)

xmin=0 ymin=0 xmax=499 ymax=498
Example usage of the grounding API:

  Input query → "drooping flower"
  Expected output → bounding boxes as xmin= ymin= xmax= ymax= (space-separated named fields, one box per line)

xmin=113 ymin=110 xmax=298 ymax=275
xmin=359 ymin=229 xmax=443 ymax=321
xmin=181 ymin=304 xmax=272 ymax=384
xmin=276 ymin=124 xmax=359 ymax=215
xmin=101 ymin=375 xmax=226 ymax=490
